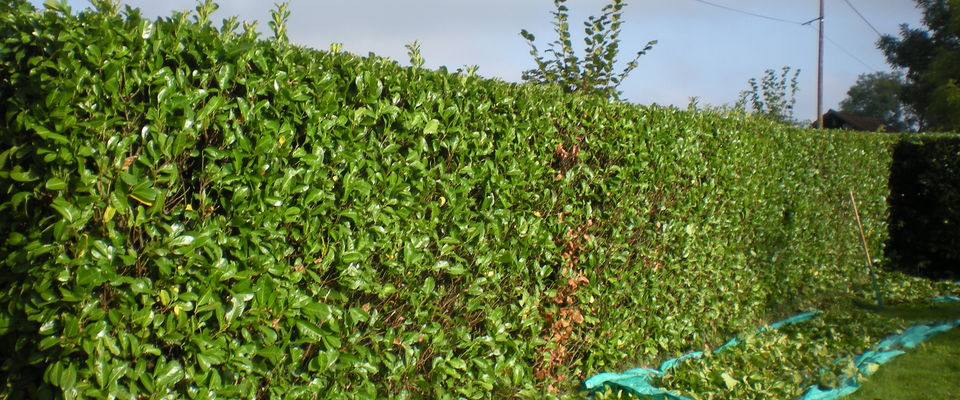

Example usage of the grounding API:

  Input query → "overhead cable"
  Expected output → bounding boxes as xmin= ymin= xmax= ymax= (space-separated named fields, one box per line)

xmin=690 ymin=0 xmax=881 ymax=72
xmin=841 ymin=0 xmax=883 ymax=37
xmin=690 ymin=0 xmax=803 ymax=25
xmin=806 ymin=25 xmax=881 ymax=71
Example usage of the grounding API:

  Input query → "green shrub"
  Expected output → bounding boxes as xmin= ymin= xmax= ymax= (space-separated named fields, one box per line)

xmin=886 ymin=134 xmax=960 ymax=280
xmin=0 ymin=2 xmax=903 ymax=398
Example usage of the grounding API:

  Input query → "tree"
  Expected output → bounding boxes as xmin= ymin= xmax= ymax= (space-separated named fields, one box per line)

xmin=735 ymin=67 xmax=800 ymax=125
xmin=839 ymin=71 xmax=913 ymax=132
xmin=520 ymin=0 xmax=656 ymax=100
xmin=878 ymin=0 xmax=960 ymax=132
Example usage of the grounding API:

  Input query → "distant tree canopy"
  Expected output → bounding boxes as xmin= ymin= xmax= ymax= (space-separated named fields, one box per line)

xmin=839 ymin=71 xmax=912 ymax=132
xmin=878 ymin=0 xmax=960 ymax=132
xmin=520 ymin=0 xmax=656 ymax=100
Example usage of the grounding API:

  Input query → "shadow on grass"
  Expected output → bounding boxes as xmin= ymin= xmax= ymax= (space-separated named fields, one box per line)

xmin=877 ymin=301 xmax=960 ymax=321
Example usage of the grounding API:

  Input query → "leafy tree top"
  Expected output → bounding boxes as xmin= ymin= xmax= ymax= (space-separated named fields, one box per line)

xmin=520 ymin=0 xmax=656 ymax=100
xmin=735 ymin=67 xmax=801 ymax=125
xmin=839 ymin=71 xmax=913 ymax=132
xmin=878 ymin=0 xmax=960 ymax=132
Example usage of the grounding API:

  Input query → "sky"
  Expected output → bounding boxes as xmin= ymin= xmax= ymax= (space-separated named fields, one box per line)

xmin=28 ymin=0 xmax=925 ymax=122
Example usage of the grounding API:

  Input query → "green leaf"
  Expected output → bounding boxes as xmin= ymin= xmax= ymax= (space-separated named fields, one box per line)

xmin=264 ymin=196 xmax=283 ymax=207
xmin=157 ymin=87 xmax=172 ymax=103
xmin=45 ymin=177 xmax=66 ymax=191
xmin=347 ymin=307 xmax=370 ymax=326
xmin=59 ymin=363 xmax=77 ymax=390
xmin=721 ymin=372 xmax=739 ymax=389
xmin=217 ymin=64 xmax=235 ymax=89
xmin=295 ymin=319 xmax=323 ymax=341
xmin=39 ymin=319 xmax=58 ymax=335
xmin=169 ymin=235 xmax=195 ymax=247
xmin=307 ymin=353 xmax=324 ymax=372
xmin=340 ymin=251 xmax=363 ymax=264
xmin=43 ymin=0 xmax=70 ymax=15
xmin=0 ymin=312 xmax=11 ymax=335
xmin=154 ymin=360 xmax=184 ymax=388
xmin=130 ymin=186 xmax=159 ymax=206
xmin=51 ymin=197 xmax=80 ymax=223
xmin=141 ymin=20 xmax=154 ymax=39
xmin=224 ymin=295 xmax=247 ymax=323
xmin=103 ymin=206 xmax=116 ymax=223
xmin=423 ymin=276 xmax=435 ymax=294
xmin=257 ymin=346 xmax=283 ymax=364
xmin=302 ymin=302 xmax=332 ymax=321
xmin=10 ymin=168 xmax=39 ymax=182
xmin=34 ymin=126 xmax=70 ymax=144
xmin=424 ymin=119 xmax=440 ymax=135
xmin=39 ymin=336 xmax=61 ymax=351
xmin=76 ymin=265 xmax=103 ymax=287
xmin=321 ymin=331 xmax=342 ymax=349
xmin=196 ymin=353 xmax=219 ymax=370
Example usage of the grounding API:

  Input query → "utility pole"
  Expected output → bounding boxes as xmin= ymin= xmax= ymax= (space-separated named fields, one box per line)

xmin=817 ymin=0 xmax=824 ymax=129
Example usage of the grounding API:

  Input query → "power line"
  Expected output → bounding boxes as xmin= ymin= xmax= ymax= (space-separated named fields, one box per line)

xmin=826 ymin=35 xmax=880 ymax=71
xmin=690 ymin=0 xmax=881 ymax=72
xmin=690 ymin=0 xmax=803 ymax=25
xmin=841 ymin=0 xmax=883 ymax=37
xmin=689 ymin=0 xmax=881 ymax=82
xmin=806 ymin=25 xmax=880 ymax=71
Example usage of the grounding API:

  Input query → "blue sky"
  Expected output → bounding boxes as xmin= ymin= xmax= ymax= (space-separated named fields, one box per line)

xmin=28 ymin=0 xmax=923 ymax=121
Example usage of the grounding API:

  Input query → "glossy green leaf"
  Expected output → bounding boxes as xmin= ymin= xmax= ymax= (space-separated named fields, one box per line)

xmin=51 ymin=197 xmax=80 ymax=223
xmin=424 ymin=119 xmax=440 ymax=135
xmin=169 ymin=235 xmax=195 ymax=247
xmin=154 ymin=360 xmax=184 ymax=388
xmin=59 ymin=363 xmax=77 ymax=391
xmin=45 ymin=177 xmax=66 ymax=191
xmin=295 ymin=319 xmax=323 ymax=341
xmin=9 ymin=168 xmax=39 ymax=182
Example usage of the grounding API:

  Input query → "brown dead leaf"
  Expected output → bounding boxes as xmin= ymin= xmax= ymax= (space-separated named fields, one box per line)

xmin=121 ymin=155 xmax=137 ymax=171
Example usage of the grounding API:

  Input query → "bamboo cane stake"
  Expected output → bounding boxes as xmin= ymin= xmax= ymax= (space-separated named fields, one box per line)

xmin=849 ymin=191 xmax=884 ymax=309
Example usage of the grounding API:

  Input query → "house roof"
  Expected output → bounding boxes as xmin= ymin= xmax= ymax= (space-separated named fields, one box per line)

xmin=816 ymin=109 xmax=894 ymax=132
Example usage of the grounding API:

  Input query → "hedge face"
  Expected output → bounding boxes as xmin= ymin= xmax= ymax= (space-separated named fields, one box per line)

xmin=1 ymin=2 xmax=894 ymax=399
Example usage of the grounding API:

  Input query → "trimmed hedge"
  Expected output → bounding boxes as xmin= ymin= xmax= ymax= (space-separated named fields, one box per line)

xmin=1 ymin=2 xmax=899 ymax=399
xmin=886 ymin=135 xmax=960 ymax=280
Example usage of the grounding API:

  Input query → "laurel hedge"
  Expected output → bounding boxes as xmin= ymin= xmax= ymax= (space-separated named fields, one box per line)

xmin=1 ymin=2 xmax=901 ymax=399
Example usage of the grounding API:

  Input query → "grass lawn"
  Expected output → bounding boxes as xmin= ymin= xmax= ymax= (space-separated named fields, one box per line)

xmin=847 ymin=302 xmax=960 ymax=400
